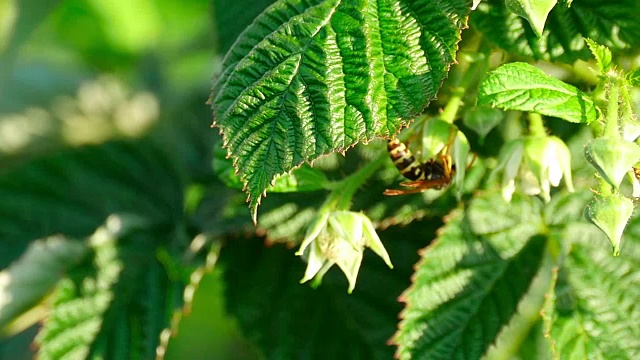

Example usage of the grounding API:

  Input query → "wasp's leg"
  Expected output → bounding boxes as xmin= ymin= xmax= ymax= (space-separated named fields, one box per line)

xmin=384 ymin=179 xmax=451 ymax=196
xmin=399 ymin=179 xmax=450 ymax=188
xmin=383 ymin=187 xmax=431 ymax=196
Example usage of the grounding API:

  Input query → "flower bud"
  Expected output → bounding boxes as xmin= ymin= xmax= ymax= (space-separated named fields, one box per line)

xmin=584 ymin=137 xmax=640 ymax=189
xmin=421 ymin=118 xmax=453 ymax=159
xmin=584 ymin=194 xmax=634 ymax=256
xmin=451 ymin=131 xmax=471 ymax=199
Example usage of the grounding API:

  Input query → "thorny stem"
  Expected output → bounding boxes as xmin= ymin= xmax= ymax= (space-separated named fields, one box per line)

xmin=603 ymin=79 xmax=620 ymax=138
xmin=597 ymin=79 xmax=621 ymax=196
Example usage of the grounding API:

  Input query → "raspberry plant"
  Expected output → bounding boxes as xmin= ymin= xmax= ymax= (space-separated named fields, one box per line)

xmin=1 ymin=0 xmax=640 ymax=359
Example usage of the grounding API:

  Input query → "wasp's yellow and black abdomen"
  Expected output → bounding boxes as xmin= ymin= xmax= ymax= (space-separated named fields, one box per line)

xmin=388 ymin=139 xmax=424 ymax=181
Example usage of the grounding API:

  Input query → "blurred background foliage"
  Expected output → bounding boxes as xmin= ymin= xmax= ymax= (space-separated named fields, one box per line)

xmin=0 ymin=0 xmax=276 ymax=358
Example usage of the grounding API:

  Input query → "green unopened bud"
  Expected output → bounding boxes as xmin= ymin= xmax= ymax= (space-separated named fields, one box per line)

xmin=451 ymin=131 xmax=471 ymax=199
xmin=495 ymin=139 xmax=525 ymax=202
xmin=421 ymin=119 xmax=454 ymax=159
xmin=584 ymin=194 xmax=634 ymax=256
xmin=506 ymin=0 xmax=557 ymax=37
xmin=496 ymin=136 xmax=572 ymax=203
xmin=463 ymin=106 xmax=503 ymax=140
xmin=584 ymin=137 xmax=640 ymax=189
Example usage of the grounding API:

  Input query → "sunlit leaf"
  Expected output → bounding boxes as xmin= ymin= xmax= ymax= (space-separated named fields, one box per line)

xmin=478 ymin=62 xmax=597 ymax=123
xmin=505 ymin=0 xmax=557 ymax=37
xmin=544 ymin=221 xmax=640 ymax=359
xmin=394 ymin=192 xmax=547 ymax=359
xmin=211 ymin=0 xmax=470 ymax=221
xmin=585 ymin=38 xmax=613 ymax=73
xmin=0 ymin=0 xmax=17 ymax=53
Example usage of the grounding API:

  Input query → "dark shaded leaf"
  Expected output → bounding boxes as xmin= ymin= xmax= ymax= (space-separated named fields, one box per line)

xmin=544 ymin=220 xmax=640 ymax=359
xmin=472 ymin=0 xmax=640 ymax=62
xmin=0 ymin=139 xmax=184 ymax=269
xmin=220 ymin=221 xmax=434 ymax=360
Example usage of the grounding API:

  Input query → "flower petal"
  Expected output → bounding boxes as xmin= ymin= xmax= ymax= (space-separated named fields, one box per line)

xmin=329 ymin=211 xmax=363 ymax=249
xmin=300 ymin=241 xmax=327 ymax=284
xmin=335 ymin=249 xmax=363 ymax=294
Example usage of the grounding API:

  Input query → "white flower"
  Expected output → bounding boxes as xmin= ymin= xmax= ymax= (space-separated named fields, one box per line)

xmin=495 ymin=136 xmax=573 ymax=202
xmin=296 ymin=211 xmax=393 ymax=293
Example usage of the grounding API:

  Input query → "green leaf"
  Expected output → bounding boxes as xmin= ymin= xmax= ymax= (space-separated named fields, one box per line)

xmin=626 ymin=69 xmax=640 ymax=87
xmin=0 ymin=139 xmax=184 ymax=268
xmin=36 ymin=216 xmax=183 ymax=360
xmin=478 ymin=62 xmax=597 ymax=124
xmin=212 ymin=0 xmax=274 ymax=54
xmin=585 ymin=38 xmax=613 ymax=73
xmin=544 ymin=222 xmax=640 ymax=359
xmin=213 ymin=143 xmax=330 ymax=192
xmin=394 ymin=192 xmax=547 ymax=359
xmin=0 ymin=236 xmax=87 ymax=333
xmin=220 ymin=222 xmax=428 ymax=360
xmin=463 ymin=106 xmax=504 ymax=139
xmin=471 ymin=0 xmax=640 ymax=62
xmin=505 ymin=0 xmax=557 ymax=37
xmin=211 ymin=0 xmax=470 ymax=221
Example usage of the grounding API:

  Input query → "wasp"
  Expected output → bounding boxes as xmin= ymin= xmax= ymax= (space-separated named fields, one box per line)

xmin=384 ymin=138 xmax=455 ymax=196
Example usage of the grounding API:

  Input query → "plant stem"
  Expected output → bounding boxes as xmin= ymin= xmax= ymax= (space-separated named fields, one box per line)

xmin=527 ymin=113 xmax=546 ymax=137
xmin=603 ymin=79 xmax=620 ymax=138
xmin=325 ymin=153 xmax=388 ymax=211
xmin=619 ymin=84 xmax=634 ymax=126
xmin=440 ymin=40 xmax=490 ymax=124
xmin=597 ymin=79 xmax=621 ymax=196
